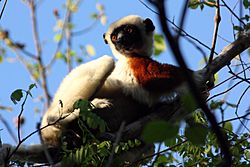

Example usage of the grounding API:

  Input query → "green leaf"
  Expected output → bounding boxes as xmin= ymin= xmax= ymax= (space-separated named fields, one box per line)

xmin=231 ymin=147 xmax=240 ymax=157
xmin=214 ymin=73 xmax=219 ymax=85
xmin=10 ymin=89 xmax=23 ymax=104
xmin=223 ymin=122 xmax=233 ymax=132
xmin=0 ymin=55 xmax=3 ymax=63
xmin=209 ymin=100 xmax=224 ymax=110
xmin=164 ymin=138 xmax=176 ymax=147
xmin=96 ymin=3 xmax=104 ymax=12
xmin=245 ymin=150 xmax=250 ymax=159
xmin=67 ymin=23 xmax=75 ymax=30
xmin=154 ymin=155 xmax=168 ymax=166
xmin=27 ymin=83 xmax=37 ymax=98
xmin=90 ymin=13 xmax=98 ymax=19
xmin=192 ymin=109 xmax=208 ymax=125
xmin=188 ymin=0 xmax=200 ymax=9
xmin=154 ymin=34 xmax=166 ymax=56
xmin=29 ymin=83 xmax=37 ymax=91
xmin=76 ymin=57 xmax=83 ymax=64
xmin=134 ymin=139 xmax=141 ymax=146
xmin=55 ymin=51 xmax=64 ymax=59
xmin=0 ymin=48 xmax=6 ymax=63
xmin=181 ymin=93 xmax=196 ymax=113
xmin=74 ymin=99 xmax=92 ymax=113
xmin=233 ymin=25 xmax=244 ymax=31
xmin=54 ymin=33 xmax=62 ymax=42
xmin=244 ymin=23 xmax=250 ymax=30
xmin=243 ymin=0 xmax=250 ymax=8
xmin=142 ymin=121 xmax=179 ymax=143
xmin=185 ymin=125 xmax=208 ymax=145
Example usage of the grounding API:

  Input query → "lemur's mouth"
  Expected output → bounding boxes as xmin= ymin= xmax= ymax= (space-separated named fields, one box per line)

xmin=116 ymin=45 xmax=137 ymax=55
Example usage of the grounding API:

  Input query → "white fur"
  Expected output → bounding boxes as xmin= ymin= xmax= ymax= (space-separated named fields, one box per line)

xmin=41 ymin=55 xmax=114 ymax=145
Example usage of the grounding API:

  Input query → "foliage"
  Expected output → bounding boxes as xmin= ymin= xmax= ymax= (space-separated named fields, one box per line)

xmin=61 ymin=99 xmax=143 ymax=166
xmin=154 ymin=34 xmax=166 ymax=56
xmin=142 ymin=109 xmax=250 ymax=166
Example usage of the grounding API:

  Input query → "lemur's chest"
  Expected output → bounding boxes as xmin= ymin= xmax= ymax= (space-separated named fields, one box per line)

xmin=106 ymin=57 xmax=160 ymax=106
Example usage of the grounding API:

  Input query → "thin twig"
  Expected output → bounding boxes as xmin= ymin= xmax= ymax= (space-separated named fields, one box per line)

xmin=177 ymin=30 xmax=207 ymax=63
xmin=46 ymin=5 xmax=70 ymax=69
xmin=17 ymin=90 xmax=29 ymax=142
xmin=233 ymin=82 xmax=250 ymax=133
xmin=13 ymin=49 xmax=42 ymax=86
xmin=207 ymin=80 xmax=243 ymax=101
xmin=150 ymin=142 xmax=162 ymax=167
xmin=176 ymin=1 xmax=189 ymax=40
xmin=211 ymin=65 xmax=250 ymax=91
xmin=29 ymin=0 xmax=51 ymax=108
xmin=72 ymin=19 xmax=99 ymax=36
xmin=6 ymin=111 xmax=74 ymax=161
xmin=208 ymin=0 xmax=221 ymax=65
xmin=218 ymin=112 xmax=250 ymax=125
xmin=106 ymin=121 xmax=126 ymax=167
xmin=65 ymin=0 xmax=73 ymax=72
xmin=0 ymin=0 xmax=8 ymax=20
xmin=46 ymin=0 xmax=83 ymax=70
xmin=20 ymin=49 xmax=37 ymax=60
xmin=221 ymin=0 xmax=246 ymax=27
xmin=132 ymin=139 xmax=188 ymax=165
xmin=0 ymin=114 xmax=17 ymax=143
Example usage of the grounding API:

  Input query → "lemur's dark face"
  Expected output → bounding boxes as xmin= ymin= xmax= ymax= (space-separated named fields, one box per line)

xmin=103 ymin=16 xmax=155 ymax=57
xmin=109 ymin=24 xmax=143 ymax=55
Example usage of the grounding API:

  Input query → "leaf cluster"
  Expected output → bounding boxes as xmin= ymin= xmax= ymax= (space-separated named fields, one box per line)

xmin=61 ymin=99 xmax=144 ymax=166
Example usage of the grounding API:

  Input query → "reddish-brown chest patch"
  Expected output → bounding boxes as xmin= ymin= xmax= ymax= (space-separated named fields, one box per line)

xmin=127 ymin=56 xmax=188 ymax=93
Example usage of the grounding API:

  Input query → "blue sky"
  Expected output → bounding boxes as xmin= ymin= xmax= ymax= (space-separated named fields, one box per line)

xmin=0 ymin=0 xmax=249 ymax=146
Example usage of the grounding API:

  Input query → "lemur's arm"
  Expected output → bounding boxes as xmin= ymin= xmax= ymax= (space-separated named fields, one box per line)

xmin=40 ymin=55 xmax=115 ymax=146
xmin=50 ymin=55 xmax=115 ymax=115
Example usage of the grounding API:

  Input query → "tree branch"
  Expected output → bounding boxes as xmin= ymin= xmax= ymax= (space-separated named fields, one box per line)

xmin=208 ymin=0 xmax=221 ymax=64
xmin=204 ymin=32 xmax=250 ymax=77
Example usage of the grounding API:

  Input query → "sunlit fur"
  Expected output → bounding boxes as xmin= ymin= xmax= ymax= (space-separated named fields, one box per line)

xmin=40 ymin=56 xmax=115 ymax=146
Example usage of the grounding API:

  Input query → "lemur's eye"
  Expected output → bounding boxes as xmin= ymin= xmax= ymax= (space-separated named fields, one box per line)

xmin=126 ymin=27 xmax=133 ymax=33
xmin=111 ymin=34 xmax=117 ymax=41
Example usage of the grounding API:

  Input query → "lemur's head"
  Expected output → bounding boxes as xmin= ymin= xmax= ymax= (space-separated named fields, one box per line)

xmin=103 ymin=15 xmax=155 ymax=59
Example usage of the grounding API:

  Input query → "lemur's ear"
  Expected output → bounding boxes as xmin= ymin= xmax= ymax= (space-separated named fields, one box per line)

xmin=103 ymin=33 xmax=108 ymax=44
xmin=143 ymin=18 xmax=155 ymax=32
